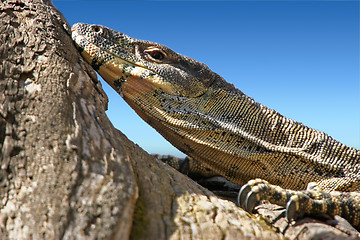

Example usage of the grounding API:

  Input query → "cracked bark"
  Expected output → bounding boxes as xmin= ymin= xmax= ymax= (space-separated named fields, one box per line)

xmin=0 ymin=1 xmax=358 ymax=240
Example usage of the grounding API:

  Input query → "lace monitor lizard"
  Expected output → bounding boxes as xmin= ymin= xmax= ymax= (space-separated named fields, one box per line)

xmin=71 ymin=23 xmax=360 ymax=230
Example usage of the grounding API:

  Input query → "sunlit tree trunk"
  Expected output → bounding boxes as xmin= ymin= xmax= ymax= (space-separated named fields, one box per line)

xmin=0 ymin=0 xmax=137 ymax=238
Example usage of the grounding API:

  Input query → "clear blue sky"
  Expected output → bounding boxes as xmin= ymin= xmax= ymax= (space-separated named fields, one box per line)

xmin=54 ymin=1 xmax=359 ymax=157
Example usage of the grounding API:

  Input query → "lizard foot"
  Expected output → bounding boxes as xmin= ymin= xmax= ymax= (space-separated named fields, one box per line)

xmin=237 ymin=179 xmax=295 ymax=214
xmin=237 ymin=179 xmax=360 ymax=230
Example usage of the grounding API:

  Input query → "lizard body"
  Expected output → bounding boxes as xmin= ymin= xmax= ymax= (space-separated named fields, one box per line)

xmin=71 ymin=23 xmax=360 ymax=230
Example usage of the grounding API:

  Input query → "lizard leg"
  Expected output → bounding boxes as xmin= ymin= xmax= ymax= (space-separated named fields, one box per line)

xmin=156 ymin=155 xmax=218 ymax=179
xmin=237 ymin=179 xmax=360 ymax=230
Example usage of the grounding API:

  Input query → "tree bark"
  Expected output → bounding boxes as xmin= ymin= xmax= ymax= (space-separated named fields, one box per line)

xmin=0 ymin=0 xmax=137 ymax=239
xmin=0 ymin=1 xmax=358 ymax=240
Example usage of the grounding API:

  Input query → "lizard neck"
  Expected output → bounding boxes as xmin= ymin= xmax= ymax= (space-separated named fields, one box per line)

xmin=123 ymin=81 xmax=360 ymax=189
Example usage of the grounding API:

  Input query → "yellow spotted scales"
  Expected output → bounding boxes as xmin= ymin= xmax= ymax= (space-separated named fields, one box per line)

xmin=71 ymin=23 xmax=360 ymax=230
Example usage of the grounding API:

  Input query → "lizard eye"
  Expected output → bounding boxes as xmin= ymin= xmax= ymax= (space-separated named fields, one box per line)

xmin=92 ymin=26 xmax=101 ymax=33
xmin=144 ymin=48 xmax=166 ymax=62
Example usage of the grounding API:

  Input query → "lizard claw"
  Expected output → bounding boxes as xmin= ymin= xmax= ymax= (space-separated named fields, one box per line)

xmin=286 ymin=197 xmax=299 ymax=222
xmin=238 ymin=179 xmax=269 ymax=213
xmin=237 ymin=183 xmax=251 ymax=209
xmin=244 ymin=191 xmax=259 ymax=213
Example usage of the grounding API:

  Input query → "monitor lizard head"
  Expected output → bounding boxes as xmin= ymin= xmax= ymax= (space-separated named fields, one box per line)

xmin=71 ymin=23 xmax=234 ymax=100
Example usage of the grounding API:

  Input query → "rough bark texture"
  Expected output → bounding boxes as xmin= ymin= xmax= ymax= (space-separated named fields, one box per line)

xmin=0 ymin=1 xmax=358 ymax=240
xmin=0 ymin=0 xmax=137 ymax=239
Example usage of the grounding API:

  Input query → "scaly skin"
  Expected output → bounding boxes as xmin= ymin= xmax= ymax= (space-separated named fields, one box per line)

xmin=71 ymin=23 xmax=360 ymax=230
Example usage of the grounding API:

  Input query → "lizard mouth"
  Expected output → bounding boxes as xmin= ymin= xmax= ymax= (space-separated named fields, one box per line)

xmin=72 ymin=29 xmax=128 ymax=90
